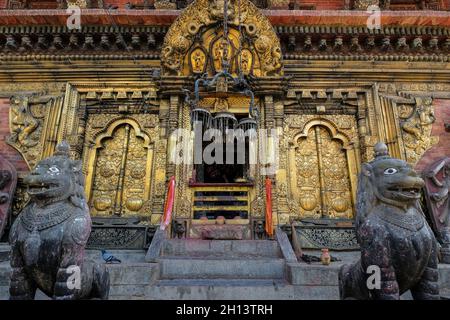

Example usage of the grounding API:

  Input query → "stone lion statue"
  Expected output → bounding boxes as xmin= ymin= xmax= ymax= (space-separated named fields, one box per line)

xmin=339 ymin=142 xmax=439 ymax=300
xmin=9 ymin=141 xmax=110 ymax=300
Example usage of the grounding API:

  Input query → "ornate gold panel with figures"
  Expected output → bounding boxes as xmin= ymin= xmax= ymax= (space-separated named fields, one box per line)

xmin=84 ymin=118 xmax=155 ymax=219
xmin=161 ymin=0 xmax=282 ymax=77
xmin=287 ymin=117 xmax=359 ymax=220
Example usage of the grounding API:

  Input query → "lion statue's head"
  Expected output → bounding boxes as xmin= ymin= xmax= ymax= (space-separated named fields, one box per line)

xmin=23 ymin=141 xmax=86 ymax=209
xmin=355 ymin=142 xmax=425 ymax=232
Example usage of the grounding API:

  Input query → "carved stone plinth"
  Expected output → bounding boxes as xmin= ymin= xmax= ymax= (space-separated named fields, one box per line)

xmin=190 ymin=223 xmax=252 ymax=240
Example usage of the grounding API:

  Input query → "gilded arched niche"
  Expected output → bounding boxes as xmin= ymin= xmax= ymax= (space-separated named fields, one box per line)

xmin=161 ymin=0 xmax=283 ymax=77
xmin=288 ymin=119 xmax=359 ymax=220
xmin=84 ymin=118 xmax=154 ymax=218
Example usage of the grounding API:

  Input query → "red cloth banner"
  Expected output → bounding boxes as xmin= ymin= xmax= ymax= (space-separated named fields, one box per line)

xmin=161 ymin=176 xmax=176 ymax=231
xmin=265 ymin=177 xmax=273 ymax=237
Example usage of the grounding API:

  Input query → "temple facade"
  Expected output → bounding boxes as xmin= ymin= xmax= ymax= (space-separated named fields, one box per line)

xmin=0 ymin=0 xmax=449 ymax=250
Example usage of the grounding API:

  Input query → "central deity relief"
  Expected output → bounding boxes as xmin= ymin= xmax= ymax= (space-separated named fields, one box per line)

xmin=161 ymin=0 xmax=283 ymax=77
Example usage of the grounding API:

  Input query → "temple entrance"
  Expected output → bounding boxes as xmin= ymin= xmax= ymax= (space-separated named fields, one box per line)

xmin=195 ymin=113 xmax=252 ymax=185
xmin=191 ymin=112 xmax=254 ymax=221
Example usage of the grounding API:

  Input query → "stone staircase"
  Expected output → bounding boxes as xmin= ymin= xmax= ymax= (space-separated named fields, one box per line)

xmin=147 ymin=239 xmax=295 ymax=300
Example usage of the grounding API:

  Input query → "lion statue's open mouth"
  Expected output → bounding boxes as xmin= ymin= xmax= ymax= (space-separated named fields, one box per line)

xmin=387 ymin=186 xmax=421 ymax=199
xmin=27 ymin=182 xmax=61 ymax=195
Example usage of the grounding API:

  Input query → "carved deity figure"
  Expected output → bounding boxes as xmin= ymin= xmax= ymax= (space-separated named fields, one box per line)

xmin=423 ymin=157 xmax=450 ymax=263
xmin=9 ymin=141 xmax=110 ymax=300
xmin=401 ymin=98 xmax=436 ymax=141
xmin=240 ymin=49 xmax=252 ymax=75
xmin=191 ymin=48 xmax=206 ymax=73
xmin=339 ymin=142 xmax=439 ymax=300
xmin=213 ymin=38 xmax=232 ymax=72
xmin=9 ymin=96 xmax=40 ymax=148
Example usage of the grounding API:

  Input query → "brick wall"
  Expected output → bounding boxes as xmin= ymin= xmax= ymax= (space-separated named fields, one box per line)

xmin=415 ymin=99 xmax=450 ymax=173
xmin=0 ymin=98 xmax=29 ymax=174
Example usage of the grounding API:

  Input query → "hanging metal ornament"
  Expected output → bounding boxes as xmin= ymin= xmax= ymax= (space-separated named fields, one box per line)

xmin=237 ymin=117 xmax=257 ymax=140
xmin=237 ymin=117 xmax=257 ymax=132
xmin=191 ymin=108 xmax=212 ymax=132
xmin=212 ymin=111 xmax=238 ymax=143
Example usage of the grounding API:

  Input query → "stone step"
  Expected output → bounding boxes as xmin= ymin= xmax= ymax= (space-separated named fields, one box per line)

xmin=107 ymin=263 xmax=159 ymax=285
xmin=85 ymin=249 xmax=147 ymax=263
xmin=162 ymin=239 xmax=281 ymax=258
xmin=159 ymin=257 xmax=285 ymax=279
xmin=288 ymin=261 xmax=450 ymax=289
xmin=287 ymin=262 xmax=341 ymax=286
xmin=146 ymin=279 xmax=339 ymax=300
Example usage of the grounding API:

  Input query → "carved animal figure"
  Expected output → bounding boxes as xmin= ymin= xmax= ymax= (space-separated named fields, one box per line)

xmin=9 ymin=142 xmax=110 ymax=300
xmin=339 ymin=142 xmax=439 ymax=300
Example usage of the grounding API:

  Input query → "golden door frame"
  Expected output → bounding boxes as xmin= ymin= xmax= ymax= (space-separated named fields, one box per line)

xmin=288 ymin=118 xmax=359 ymax=219
xmin=84 ymin=118 xmax=155 ymax=217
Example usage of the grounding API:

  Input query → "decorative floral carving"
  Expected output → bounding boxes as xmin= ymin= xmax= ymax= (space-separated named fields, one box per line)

xmin=295 ymin=227 xmax=358 ymax=250
xmin=87 ymin=226 xmax=149 ymax=249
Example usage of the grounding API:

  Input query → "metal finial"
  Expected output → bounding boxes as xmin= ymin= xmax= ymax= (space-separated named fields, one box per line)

xmin=374 ymin=142 xmax=389 ymax=158
xmin=54 ymin=141 xmax=70 ymax=157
